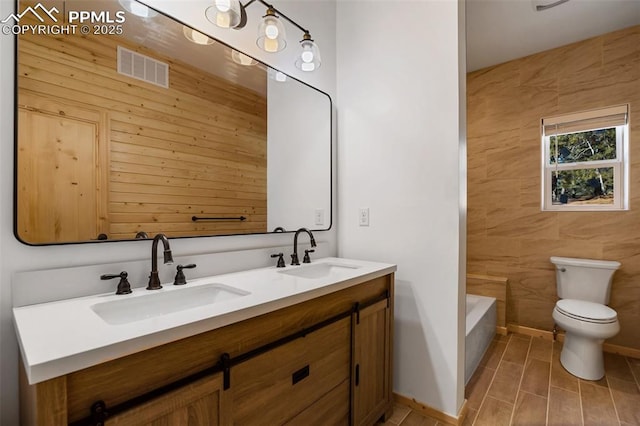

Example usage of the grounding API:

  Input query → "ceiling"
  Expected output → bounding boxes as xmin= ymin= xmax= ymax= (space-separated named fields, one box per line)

xmin=466 ymin=0 xmax=640 ymax=72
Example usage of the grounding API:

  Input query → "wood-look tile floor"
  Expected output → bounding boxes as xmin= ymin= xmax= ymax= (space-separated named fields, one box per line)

xmin=378 ymin=403 xmax=443 ymax=425
xmin=465 ymin=333 xmax=640 ymax=426
xmin=379 ymin=333 xmax=640 ymax=426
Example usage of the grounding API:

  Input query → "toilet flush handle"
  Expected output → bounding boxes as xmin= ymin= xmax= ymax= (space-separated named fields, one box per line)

xmin=559 ymin=267 xmax=566 ymax=272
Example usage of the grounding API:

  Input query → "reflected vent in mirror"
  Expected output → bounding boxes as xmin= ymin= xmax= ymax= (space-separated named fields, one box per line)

xmin=117 ymin=46 xmax=169 ymax=88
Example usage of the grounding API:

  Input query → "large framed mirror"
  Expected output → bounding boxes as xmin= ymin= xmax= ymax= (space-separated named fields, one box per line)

xmin=14 ymin=0 xmax=331 ymax=245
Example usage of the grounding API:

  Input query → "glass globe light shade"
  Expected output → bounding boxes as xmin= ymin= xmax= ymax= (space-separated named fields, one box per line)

xmin=256 ymin=9 xmax=286 ymax=53
xmin=231 ymin=50 xmax=257 ymax=66
xmin=183 ymin=26 xmax=215 ymax=45
xmin=294 ymin=36 xmax=321 ymax=72
xmin=205 ymin=0 xmax=243 ymax=29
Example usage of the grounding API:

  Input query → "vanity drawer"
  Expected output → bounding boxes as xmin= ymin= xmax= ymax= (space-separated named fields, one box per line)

xmin=285 ymin=379 xmax=350 ymax=426
xmin=229 ymin=316 xmax=351 ymax=425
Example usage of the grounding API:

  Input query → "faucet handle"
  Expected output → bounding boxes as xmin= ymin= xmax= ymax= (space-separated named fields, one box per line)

xmin=270 ymin=253 xmax=286 ymax=268
xmin=303 ymin=249 xmax=315 ymax=264
xmin=101 ymin=271 xmax=132 ymax=295
xmin=174 ymin=264 xmax=197 ymax=286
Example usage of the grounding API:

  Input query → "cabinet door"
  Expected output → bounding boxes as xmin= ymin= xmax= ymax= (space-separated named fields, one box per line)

xmin=229 ymin=317 xmax=351 ymax=425
xmin=106 ymin=373 xmax=229 ymax=426
xmin=352 ymin=299 xmax=392 ymax=426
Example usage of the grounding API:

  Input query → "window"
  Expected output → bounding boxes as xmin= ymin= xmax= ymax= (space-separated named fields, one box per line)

xmin=541 ymin=105 xmax=629 ymax=211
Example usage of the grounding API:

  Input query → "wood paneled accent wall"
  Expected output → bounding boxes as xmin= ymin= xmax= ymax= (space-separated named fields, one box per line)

xmin=18 ymin=26 xmax=267 ymax=241
xmin=467 ymin=25 xmax=640 ymax=350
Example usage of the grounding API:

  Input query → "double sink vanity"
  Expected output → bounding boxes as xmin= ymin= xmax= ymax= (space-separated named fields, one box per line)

xmin=14 ymin=253 xmax=396 ymax=425
xmin=11 ymin=0 xmax=384 ymax=423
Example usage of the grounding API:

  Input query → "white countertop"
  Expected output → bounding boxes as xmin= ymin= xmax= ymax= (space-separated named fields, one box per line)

xmin=14 ymin=257 xmax=396 ymax=385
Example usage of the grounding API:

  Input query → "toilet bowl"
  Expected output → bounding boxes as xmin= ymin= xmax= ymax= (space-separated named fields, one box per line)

xmin=552 ymin=299 xmax=619 ymax=380
xmin=550 ymin=256 xmax=621 ymax=381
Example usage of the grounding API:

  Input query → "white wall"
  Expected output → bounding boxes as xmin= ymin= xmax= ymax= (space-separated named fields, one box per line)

xmin=336 ymin=0 xmax=466 ymax=418
xmin=0 ymin=1 xmax=336 ymax=423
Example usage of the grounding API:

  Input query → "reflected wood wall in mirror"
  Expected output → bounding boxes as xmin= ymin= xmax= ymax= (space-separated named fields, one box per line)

xmin=15 ymin=0 xmax=331 ymax=245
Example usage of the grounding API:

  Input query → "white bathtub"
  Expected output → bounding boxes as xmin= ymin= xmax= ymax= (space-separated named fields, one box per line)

xmin=465 ymin=294 xmax=497 ymax=384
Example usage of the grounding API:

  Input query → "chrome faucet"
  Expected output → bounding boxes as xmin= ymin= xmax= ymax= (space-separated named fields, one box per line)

xmin=291 ymin=228 xmax=317 ymax=266
xmin=147 ymin=233 xmax=173 ymax=290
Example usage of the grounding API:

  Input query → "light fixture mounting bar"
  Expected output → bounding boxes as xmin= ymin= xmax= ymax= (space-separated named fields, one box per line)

xmin=241 ymin=0 xmax=258 ymax=9
xmin=254 ymin=0 xmax=309 ymax=35
xmin=535 ymin=0 xmax=570 ymax=11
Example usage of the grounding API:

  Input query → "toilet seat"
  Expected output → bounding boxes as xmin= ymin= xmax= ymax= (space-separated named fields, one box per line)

xmin=555 ymin=299 xmax=617 ymax=324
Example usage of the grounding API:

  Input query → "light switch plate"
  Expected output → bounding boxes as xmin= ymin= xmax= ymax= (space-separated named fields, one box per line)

xmin=359 ymin=208 xmax=369 ymax=226
xmin=314 ymin=209 xmax=324 ymax=226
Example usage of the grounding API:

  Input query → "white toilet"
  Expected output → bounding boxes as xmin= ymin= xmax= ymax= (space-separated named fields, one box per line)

xmin=551 ymin=256 xmax=620 ymax=380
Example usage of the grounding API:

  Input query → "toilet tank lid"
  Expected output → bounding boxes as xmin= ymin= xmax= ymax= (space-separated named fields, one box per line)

xmin=550 ymin=256 xmax=621 ymax=270
xmin=556 ymin=299 xmax=617 ymax=321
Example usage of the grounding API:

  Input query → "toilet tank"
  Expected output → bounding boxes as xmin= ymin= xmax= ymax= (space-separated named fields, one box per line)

xmin=550 ymin=256 xmax=620 ymax=304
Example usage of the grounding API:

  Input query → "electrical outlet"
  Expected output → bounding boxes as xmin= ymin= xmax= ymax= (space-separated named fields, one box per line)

xmin=314 ymin=209 xmax=324 ymax=226
xmin=359 ymin=208 xmax=369 ymax=226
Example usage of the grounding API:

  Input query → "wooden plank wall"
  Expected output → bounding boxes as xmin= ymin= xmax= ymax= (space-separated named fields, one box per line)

xmin=18 ymin=21 xmax=267 ymax=240
xmin=467 ymin=25 xmax=640 ymax=350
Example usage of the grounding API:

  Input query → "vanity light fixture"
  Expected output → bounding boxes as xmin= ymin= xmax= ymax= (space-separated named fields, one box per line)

xmin=295 ymin=32 xmax=321 ymax=71
xmin=268 ymin=68 xmax=287 ymax=82
xmin=256 ymin=7 xmax=286 ymax=52
xmin=205 ymin=0 xmax=322 ymax=72
xmin=533 ymin=0 xmax=570 ymax=11
xmin=183 ymin=26 xmax=216 ymax=45
xmin=275 ymin=70 xmax=286 ymax=82
xmin=118 ymin=0 xmax=158 ymax=18
xmin=205 ymin=0 xmax=246 ymax=29
xmin=232 ymin=49 xmax=258 ymax=66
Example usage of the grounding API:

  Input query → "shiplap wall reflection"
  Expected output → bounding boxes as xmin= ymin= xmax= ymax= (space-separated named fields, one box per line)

xmin=18 ymin=21 xmax=267 ymax=242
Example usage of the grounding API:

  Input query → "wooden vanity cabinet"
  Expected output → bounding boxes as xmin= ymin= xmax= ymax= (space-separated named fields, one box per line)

xmin=20 ymin=274 xmax=394 ymax=426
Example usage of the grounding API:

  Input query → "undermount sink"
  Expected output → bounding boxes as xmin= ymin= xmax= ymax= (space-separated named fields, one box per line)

xmin=279 ymin=262 xmax=361 ymax=279
xmin=91 ymin=283 xmax=250 ymax=325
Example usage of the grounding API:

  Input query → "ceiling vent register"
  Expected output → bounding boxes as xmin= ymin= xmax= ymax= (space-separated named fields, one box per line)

xmin=117 ymin=46 xmax=169 ymax=88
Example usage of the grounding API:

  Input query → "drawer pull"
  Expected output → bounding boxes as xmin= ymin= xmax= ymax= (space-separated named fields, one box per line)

xmin=355 ymin=364 xmax=360 ymax=386
xmin=221 ymin=353 xmax=231 ymax=390
xmin=292 ymin=365 xmax=310 ymax=385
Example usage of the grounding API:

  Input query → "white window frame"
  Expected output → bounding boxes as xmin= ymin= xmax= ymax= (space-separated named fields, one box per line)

xmin=541 ymin=105 xmax=630 ymax=211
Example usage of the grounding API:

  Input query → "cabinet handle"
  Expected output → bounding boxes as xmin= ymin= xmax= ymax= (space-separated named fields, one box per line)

xmin=221 ymin=353 xmax=231 ymax=390
xmin=292 ymin=365 xmax=310 ymax=385
xmin=355 ymin=364 xmax=360 ymax=386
